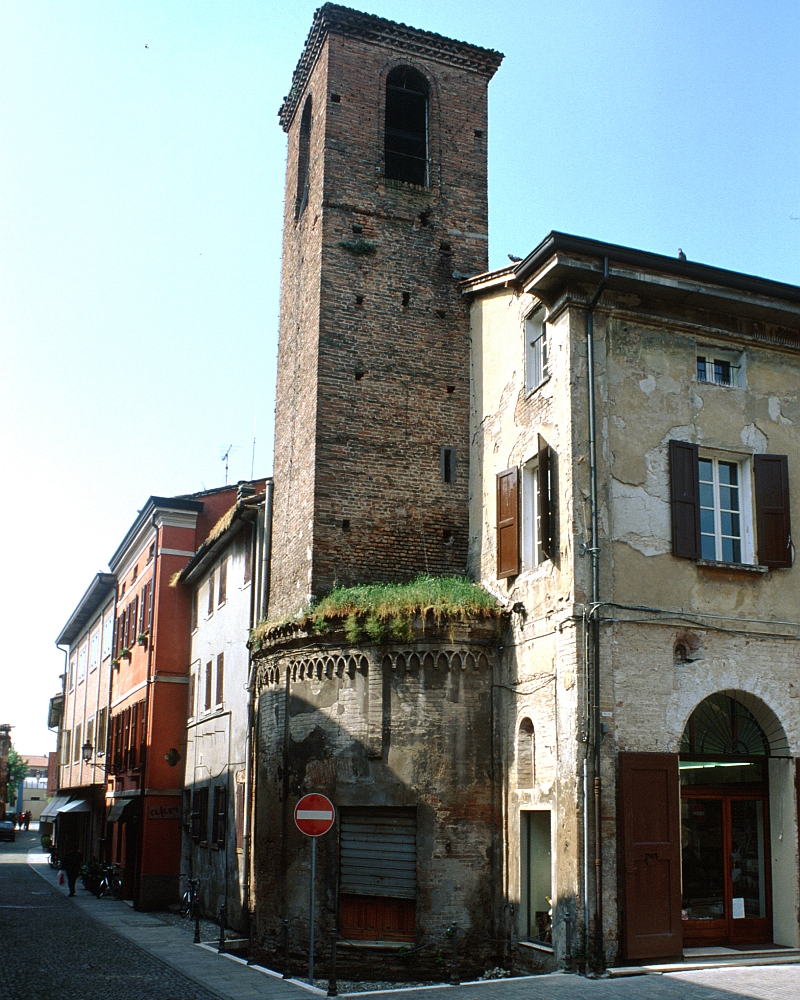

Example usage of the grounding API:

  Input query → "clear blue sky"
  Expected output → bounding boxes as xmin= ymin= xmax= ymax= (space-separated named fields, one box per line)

xmin=2 ymin=0 xmax=798 ymax=752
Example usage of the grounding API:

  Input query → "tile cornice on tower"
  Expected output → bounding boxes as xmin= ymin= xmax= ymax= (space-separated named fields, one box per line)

xmin=278 ymin=2 xmax=504 ymax=131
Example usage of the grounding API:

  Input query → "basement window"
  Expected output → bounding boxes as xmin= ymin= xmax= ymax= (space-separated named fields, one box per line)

xmin=385 ymin=67 xmax=429 ymax=186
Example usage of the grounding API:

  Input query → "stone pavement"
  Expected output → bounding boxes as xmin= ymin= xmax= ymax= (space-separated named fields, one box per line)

xmin=2 ymin=829 xmax=799 ymax=1000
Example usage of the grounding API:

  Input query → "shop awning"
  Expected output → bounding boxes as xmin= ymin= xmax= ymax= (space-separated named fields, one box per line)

xmin=58 ymin=798 xmax=91 ymax=814
xmin=39 ymin=795 xmax=71 ymax=822
xmin=106 ymin=801 xmax=129 ymax=823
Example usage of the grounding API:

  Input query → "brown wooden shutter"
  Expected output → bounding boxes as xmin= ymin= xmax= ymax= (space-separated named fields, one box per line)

xmin=669 ymin=440 xmax=700 ymax=559
xmin=496 ymin=467 xmax=520 ymax=579
xmin=754 ymin=454 xmax=792 ymax=568
xmin=538 ymin=434 xmax=554 ymax=560
xmin=619 ymin=752 xmax=682 ymax=960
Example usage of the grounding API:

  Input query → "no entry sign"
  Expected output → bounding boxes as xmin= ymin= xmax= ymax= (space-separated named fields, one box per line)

xmin=294 ymin=793 xmax=335 ymax=837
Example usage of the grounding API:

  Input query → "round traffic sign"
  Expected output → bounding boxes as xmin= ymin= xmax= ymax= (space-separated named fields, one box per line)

xmin=294 ymin=793 xmax=335 ymax=837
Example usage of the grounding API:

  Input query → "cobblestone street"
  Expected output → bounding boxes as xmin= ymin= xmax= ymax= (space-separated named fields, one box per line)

xmin=2 ymin=829 xmax=800 ymax=1000
xmin=0 ymin=831 xmax=220 ymax=1000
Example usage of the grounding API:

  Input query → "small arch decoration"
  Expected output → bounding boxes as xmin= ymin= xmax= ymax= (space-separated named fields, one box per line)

xmin=680 ymin=690 xmax=791 ymax=757
xmin=517 ymin=718 xmax=535 ymax=788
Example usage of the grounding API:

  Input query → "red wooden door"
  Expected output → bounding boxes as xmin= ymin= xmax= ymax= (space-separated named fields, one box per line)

xmin=619 ymin=752 xmax=683 ymax=960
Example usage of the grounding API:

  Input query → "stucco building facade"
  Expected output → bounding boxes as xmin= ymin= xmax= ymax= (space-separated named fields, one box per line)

xmin=465 ymin=232 xmax=800 ymax=966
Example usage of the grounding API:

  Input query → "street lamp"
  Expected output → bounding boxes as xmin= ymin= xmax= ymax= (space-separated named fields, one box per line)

xmin=81 ymin=741 xmax=94 ymax=763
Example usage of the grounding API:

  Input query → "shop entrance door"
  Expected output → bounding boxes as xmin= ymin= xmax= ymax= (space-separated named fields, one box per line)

xmin=681 ymin=787 xmax=770 ymax=947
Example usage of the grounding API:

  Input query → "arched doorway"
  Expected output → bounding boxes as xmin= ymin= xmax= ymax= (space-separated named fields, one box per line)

xmin=679 ymin=690 xmax=790 ymax=947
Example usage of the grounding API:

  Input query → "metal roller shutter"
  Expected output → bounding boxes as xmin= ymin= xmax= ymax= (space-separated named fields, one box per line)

xmin=340 ymin=809 xmax=416 ymax=899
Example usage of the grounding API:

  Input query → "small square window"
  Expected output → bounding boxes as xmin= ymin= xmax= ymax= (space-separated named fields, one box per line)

xmin=525 ymin=310 xmax=548 ymax=392
xmin=696 ymin=348 xmax=742 ymax=388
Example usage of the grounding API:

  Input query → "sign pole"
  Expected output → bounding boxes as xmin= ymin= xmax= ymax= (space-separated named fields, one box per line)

xmin=294 ymin=793 xmax=335 ymax=988
xmin=309 ymin=835 xmax=317 ymax=984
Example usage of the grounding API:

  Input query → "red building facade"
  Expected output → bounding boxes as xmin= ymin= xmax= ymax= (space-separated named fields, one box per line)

xmin=105 ymin=487 xmax=239 ymax=909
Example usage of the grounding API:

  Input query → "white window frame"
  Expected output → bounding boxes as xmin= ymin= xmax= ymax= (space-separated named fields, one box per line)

xmin=525 ymin=309 xmax=548 ymax=393
xmin=698 ymin=450 xmax=755 ymax=564
xmin=521 ymin=457 xmax=544 ymax=571
xmin=102 ymin=615 xmax=113 ymax=660
xmin=89 ymin=630 xmax=100 ymax=672
xmin=696 ymin=346 xmax=744 ymax=388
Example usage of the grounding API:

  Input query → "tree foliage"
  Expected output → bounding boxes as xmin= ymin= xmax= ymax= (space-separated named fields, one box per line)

xmin=6 ymin=747 xmax=29 ymax=796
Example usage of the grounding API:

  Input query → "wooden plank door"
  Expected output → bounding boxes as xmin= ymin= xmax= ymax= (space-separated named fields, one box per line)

xmin=619 ymin=752 xmax=683 ymax=960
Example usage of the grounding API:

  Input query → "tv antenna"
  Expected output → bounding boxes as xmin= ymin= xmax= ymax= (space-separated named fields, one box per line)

xmin=221 ymin=444 xmax=234 ymax=485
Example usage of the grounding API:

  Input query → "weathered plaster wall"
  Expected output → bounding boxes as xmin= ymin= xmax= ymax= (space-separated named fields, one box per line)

xmin=468 ymin=286 xmax=585 ymax=966
xmin=184 ymin=531 xmax=254 ymax=929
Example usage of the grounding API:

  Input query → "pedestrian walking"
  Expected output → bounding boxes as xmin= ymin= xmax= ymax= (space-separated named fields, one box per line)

xmin=23 ymin=811 xmax=31 ymax=831
xmin=62 ymin=847 xmax=83 ymax=897
xmin=17 ymin=812 xmax=24 ymax=830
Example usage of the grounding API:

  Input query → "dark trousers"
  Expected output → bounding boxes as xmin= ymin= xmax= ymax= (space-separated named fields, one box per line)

xmin=66 ymin=871 xmax=78 ymax=895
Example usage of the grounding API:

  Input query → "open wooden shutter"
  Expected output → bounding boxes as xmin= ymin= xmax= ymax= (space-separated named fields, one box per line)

xmin=538 ymin=434 xmax=554 ymax=560
xmin=619 ymin=752 xmax=682 ymax=960
xmin=497 ymin=467 xmax=520 ymax=579
xmin=669 ymin=440 xmax=700 ymax=559
xmin=754 ymin=454 xmax=792 ymax=568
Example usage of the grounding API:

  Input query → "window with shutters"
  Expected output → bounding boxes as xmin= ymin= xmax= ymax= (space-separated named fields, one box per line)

xmin=215 ymin=652 xmax=224 ymax=706
xmin=213 ymin=785 xmax=227 ymax=847
xmin=191 ymin=786 xmax=209 ymax=844
xmin=339 ymin=808 xmax=417 ymax=942
xmin=521 ymin=437 xmax=554 ymax=570
xmin=207 ymin=572 xmax=215 ymax=617
xmin=190 ymin=589 xmax=198 ymax=632
xmin=385 ymin=67 xmax=429 ymax=186
xmin=73 ymin=723 xmax=81 ymax=763
xmin=188 ymin=669 xmax=196 ymax=720
xmin=670 ymin=440 xmax=790 ymax=568
xmin=204 ymin=661 xmax=213 ymax=712
xmin=497 ymin=467 xmax=520 ymax=579
xmin=525 ymin=310 xmax=548 ymax=392
xmin=698 ymin=456 xmax=751 ymax=563
xmin=243 ymin=531 xmax=253 ymax=587
xmin=96 ymin=707 xmax=107 ymax=757
xmin=235 ymin=781 xmax=245 ymax=850
xmin=218 ymin=558 xmax=227 ymax=606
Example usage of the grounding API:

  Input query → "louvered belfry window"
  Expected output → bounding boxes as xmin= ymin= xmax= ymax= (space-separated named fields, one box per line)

xmin=385 ymin=67 xmax=429 ymax=186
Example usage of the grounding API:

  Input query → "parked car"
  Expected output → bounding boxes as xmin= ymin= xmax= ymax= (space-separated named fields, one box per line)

xmin=0 ymin=820 xmax=15 ymax=842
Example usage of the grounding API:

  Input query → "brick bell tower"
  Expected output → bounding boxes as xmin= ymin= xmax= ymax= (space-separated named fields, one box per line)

xmin=269 ymin=4 xmax=503 ymax=617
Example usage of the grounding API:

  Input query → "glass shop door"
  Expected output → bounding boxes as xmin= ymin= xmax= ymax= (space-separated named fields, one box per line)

xmin=681 ymin=790 xmax=770 ymax=947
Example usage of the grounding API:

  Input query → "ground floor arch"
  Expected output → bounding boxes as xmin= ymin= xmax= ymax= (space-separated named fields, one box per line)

xmin=620 ymin=689 xmax=799 ymax=960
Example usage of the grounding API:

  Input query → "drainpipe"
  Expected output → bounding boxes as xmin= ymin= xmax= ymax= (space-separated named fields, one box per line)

xmin=586 ymin=257 xmax=608 ymax=971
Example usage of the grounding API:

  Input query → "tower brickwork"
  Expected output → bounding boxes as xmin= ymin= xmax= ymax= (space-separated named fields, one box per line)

xmin=269 ymin=4 xmax=502 ymax=617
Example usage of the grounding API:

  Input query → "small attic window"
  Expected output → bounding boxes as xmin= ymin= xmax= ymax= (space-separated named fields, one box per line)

xmin=295 ymin=96 xmax=312 ymax=219
xmin=385 ymin=66 xmax=429 ymax=186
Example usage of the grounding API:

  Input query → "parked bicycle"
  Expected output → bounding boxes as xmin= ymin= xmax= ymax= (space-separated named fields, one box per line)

xmin=180 ymin=877 xmax=200 ymax=919
xmin=97 ymin=863 xmax=123 ymax=900
xmin=48 ymin=851 xmax=61 ymax=870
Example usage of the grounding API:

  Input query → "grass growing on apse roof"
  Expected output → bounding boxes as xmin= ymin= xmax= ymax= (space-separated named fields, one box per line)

xmin=251 ymin=574 xmax=501 ymax=647
xmin=310 ymin=575 xmax=499 ymax=624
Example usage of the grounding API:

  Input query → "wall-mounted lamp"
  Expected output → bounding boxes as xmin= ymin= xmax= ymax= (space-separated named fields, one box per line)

xmin=511 ymin=602 xmax=526 ymax=615
xmin=164 ymin=748 xmax=181 ymax=767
